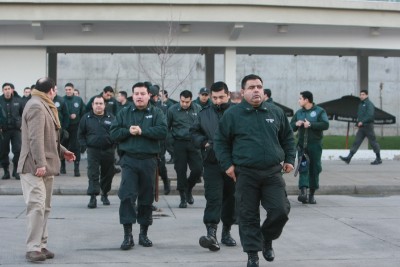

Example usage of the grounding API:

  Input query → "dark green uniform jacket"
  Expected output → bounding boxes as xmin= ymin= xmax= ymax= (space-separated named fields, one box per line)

xmin=194 ymin=97 xmax=212 ymax=109
xmin=290 ymin=104 xmax=329 ymax=146
xmin=167 ymin=102 xmax=201 ymax=141
xmin=63 ymin=95 xmax=86 ymax=125
xmin=110 ymin=104 xmax=167 ymax=158
xmin=53 ymin=94 xmax=70 ymax=129
xmin=78 ymin=110 xmax=115 ymax=149
xmin=357 ymin=97 xmax=375 ymax=125
xmin=214 ymin=100 xmax=296 ymax=171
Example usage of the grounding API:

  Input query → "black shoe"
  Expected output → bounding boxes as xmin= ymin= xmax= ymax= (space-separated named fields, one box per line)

xmin=88 ymin=196 xmax=97 ymax=209
xmin=247 ymin=252 xmax=259 ymax=267
xmin=262 ymin=240 xmax=275 ymax=262
xmin=74 ymin=169 xmax=80 ymax=177
xmin=163 ymin=179 xmax=171 ymax=195
xmin=186 ymin=188 xmax=194 ymax=205
xmin=120 ymin=234 xmax=134 ymax=250
xmin=114 ymin=167 xmax=121 ymax=174
xmin=179 ymin=191 xmax=187 ymax=208
xmin=101 ymin=195 xmax=110 ymax=205
xmin=139 ymin=225 xmax=153 ymax=247
xmin=199 ymin=224 xmax=220 ymax=251
xmin=297 ymin=187 xmax=308 ymax=204
xmin=339 ymin=155 xmax=351 ymax=164
xmin=14 ymin=173 xmax=20 ymax=180
xmin=371 ymin=159 xmax=382 ymax=165
xmin=2 ymin=169 xmax=10 ymax=180
xmin=308 ymin=194 xmax=317 ymax=204
xmin=221 ymin=225 xmax=236 ymax=246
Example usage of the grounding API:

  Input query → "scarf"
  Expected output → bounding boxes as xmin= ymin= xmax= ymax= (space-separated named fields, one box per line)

xmin=31 ymin=89 xmax=61 ymax=129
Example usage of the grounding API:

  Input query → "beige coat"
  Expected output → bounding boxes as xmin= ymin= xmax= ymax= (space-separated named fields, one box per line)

xmin=18 ymin=95 xmax=67 ymax=176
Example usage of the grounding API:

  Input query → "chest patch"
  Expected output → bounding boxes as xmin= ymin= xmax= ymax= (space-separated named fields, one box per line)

xmin=310 ymin=111 xmax=317 ymax=117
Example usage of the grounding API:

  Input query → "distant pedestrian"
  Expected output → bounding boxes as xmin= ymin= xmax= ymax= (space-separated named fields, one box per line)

xmin=18 ymin=77 xmax=75 ymax=262
xmin=290 ymin=91 xmax=329 ymax=204
xmin=339 ymin=90 xmax=382 ymax=165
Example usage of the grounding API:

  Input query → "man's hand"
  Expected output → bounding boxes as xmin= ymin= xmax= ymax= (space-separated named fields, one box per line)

xmin=64 ymin=151 xmax=76 ymax=162
xmin=129 ymin=125 xmax=142 ymax=136
xmin=70 ymin=114 xmax=76 ymax=120
xmin=225 ymin=165 xmax=236 ymax=182
xmin=35 ymin=166 xmax=46 ymax=177
xmin=357 ymin=122 xmax=363 ymax=127
xmin=295 ymin=120 xmax=304 ymax=127
xmin=304 ymin=119 xmax=311 ymax=128
xmin=282 ymin=163 xmax=294 ymax=173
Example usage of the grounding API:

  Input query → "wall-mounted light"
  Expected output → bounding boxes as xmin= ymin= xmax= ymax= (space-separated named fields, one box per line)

xmin=180 ymin=24 xmax=191 ymax=33
xmin=277 ymin=25 xmax=288 ymax=34
xmin=369 ymin=27 xmax=380 ymax=36
xmin=81 ymin=23 xmax=93 ymax=32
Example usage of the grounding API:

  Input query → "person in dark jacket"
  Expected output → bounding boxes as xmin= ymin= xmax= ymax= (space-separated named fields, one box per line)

xmin=290 ymin=91 xmax=329 ymax=204
xmin=339 ymin=89 xmax=382 ymax=165
xmin=78 ymin=96 xmax=115 ymax=209
xmin=86 ymin=86 xmax=118 ymax=116
xmin=194 ymin=87 xmax=212 ymax=109
xmin=214 ymin=74 xmax=296 ymax=267
xmin=0 ymin=82 xmax=24 ymax=180
xmin=190 ymin=81 xmax=236 ymax=252
xmin=159 ymin=89 xmax=177 ymax=164
xmin=167 ymin=90 xmax=202 ymax=208
xmin=53 ymin=86 xmax=70 ymax=162
xmin=110 ymin=82 xmax=167 ymax=250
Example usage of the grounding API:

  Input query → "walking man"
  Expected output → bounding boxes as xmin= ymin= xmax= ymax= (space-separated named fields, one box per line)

xmin=78 ymin=96 xmax=115 ymax=208
xmin=191 ymin=81 xmax=236 ymax=252
xmin=18 ymin=77 xmax=75 ymax=262
xmin=214 ymin=74 xmax=296 ymax=267
xmin=290 ymin=91 xmax=329 ymax=204
xmin=110 ymin=82 xmax=167 ymax=250
xmin=340 ymin=90 xmax=382 ymax=165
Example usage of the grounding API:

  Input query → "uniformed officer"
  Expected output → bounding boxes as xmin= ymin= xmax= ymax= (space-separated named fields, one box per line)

xmin=214 ymin=74 xmax=296 ymax=267
xmin=0 ymin=82 xmax=24 ymax=180
xmin=190 ymin=81 xmax=236 ymax=252
xmin=63 ymin=82 xmax=86 ymax=176
xmin=116 ymin=90 xmax=132 ymax=114
xmin=159 ymin=89 xmax=177 ymax=164
xmin=290 ymin=91 xmax=329 ymax=204
xmin=87 ymin=86 xmax=118 ymax=115
xmin=167 ymin=90 xmax=202 ymax=208
xmin=110 ymin=82 xmax=167 ymax=250
xmin=340 ymin=89 xmax=382 ymax=165
xmin=78 ymin=96 xmax=115 ymax=209
xmin=194 ymin=87 xmax=212 ymax=109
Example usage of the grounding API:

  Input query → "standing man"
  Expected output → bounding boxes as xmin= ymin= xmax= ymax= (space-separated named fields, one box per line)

xmin=194 ymin=87 xmax=212 ymax=109
xmin=290 ymin=91 xmax=329 ymax=204
xmin=191 ymin=81 xmax=236 ymax=252
xmin=110 ymin=82 xmax=167 ymax=250
xmin=340 ymin=90 xmax=382 ymax=165
xmin=116 ymin=90 xmax=131 ymax=114
xmin=78 ymin=96 xmax=115 ymax=209
xmin=214 ymin=74 xmax=296 ymax=267
xmin=86 ymin=86 xmax=118 ymax=116
xmin=63 ymin=83 xmax=86 ymax=176
xmin=159 ymin=89 xmax=177 ymax=164
xmin=18 ymin=77 xmax=75 ymax=262
xmin=167 ymin=90 xmax=202 ymax=208
xmin=0 ymin=82 xmax=24 ymax=180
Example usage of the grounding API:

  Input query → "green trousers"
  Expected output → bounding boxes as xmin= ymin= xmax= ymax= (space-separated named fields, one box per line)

xmin=298 ymin=142 xmax=322 ymax=190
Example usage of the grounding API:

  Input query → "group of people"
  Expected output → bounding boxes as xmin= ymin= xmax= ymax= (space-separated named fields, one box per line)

xmin=1 ymin=75 xmax=383 ymax=267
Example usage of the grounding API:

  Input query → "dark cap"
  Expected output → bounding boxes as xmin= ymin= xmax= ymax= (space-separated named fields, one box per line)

xmin=149 ymin=85 xmax=160 ymax=96
xmin=199 ymin=87 xmax=209 ymax=95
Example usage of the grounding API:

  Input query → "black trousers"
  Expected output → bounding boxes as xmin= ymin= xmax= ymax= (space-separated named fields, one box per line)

xmin=118 ymin=155 xmax=157 ymax=225
xmin=173 ymin=139 xmax=202 ymax=192
xmin=235 ymin=165 xmax=290 ymax=252
xmin=0 ymin=129 xmax=21 ymax=169
xmin=64 ymin=124 xmax=81 ymax=162
xmin=86 ymin=147 xmax=115 ymax=196
xmin=350 ymin=124 xmax=380 ymax=155
xmin=203 ymin=163 xmax=236 ymax=226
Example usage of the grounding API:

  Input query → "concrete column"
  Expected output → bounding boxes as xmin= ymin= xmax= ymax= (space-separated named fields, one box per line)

xmin=224 ymin=47 xmax=237 ymax=91
xmin=205 ymin=53 xmax=215 ymax=88
xmin=357 ymin=55 xmax=369 ymax=93
xmin=48 ymin=53 xmax=58 ymax=82
xmin=0 ymin=47 xmax=47 ymax=94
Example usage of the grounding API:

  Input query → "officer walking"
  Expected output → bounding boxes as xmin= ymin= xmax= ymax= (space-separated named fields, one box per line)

xmin=340 ymin=89 xmax=382 ymax=165
xmin=214 ymin=74 xmax=296 ymax=267
xmin=0 ymin=82 xmax=24 ymax=180
xmin=290 ymin=91 xmax=329 ymax=204
xmin=110 ymin=82 xmax=167 ymax=250
xmin=190 ymin=81 xmax=236 ymax=252
xmin=167 ymin=90 xmax=202 ymax=208
xmin=159 ymin=89 xmax=177 ymax=164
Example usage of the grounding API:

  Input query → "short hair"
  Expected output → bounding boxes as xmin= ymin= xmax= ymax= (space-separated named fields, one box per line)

xmin=132 ymin=82 xmax=150 ymax=93
xmin=230 ymin=91 xmax=242 ymax=100
xmin=180 ymin=90 xmax=192 ymax=99
xmin=210 ymin=81 xmax=229 ymax=95
xmin=74 ymin=88 xmax=80 ymax=94
xmin=241 ymin=74 xmax=263 ymax=89
xmin=300 ymin=91 xmax=313 ymax=103
xmin=119 ymin=90 xmax=128 ymax=98
xmin=360 ymin=89 xmax=369 ymax=95
xmin=264 ymin=89 xmax=271 ymax=97
xmin=24 ymin=87 xmax=31 ymax=92
xmin=65 ymin=82 xmax=74 ymax=88
xmin=162 ymin=90 xmax=169 ymax=97
xmin=31 ymin=84 xmax=36 ymax=89
xmin=36 ymin=77 xmax=55 ymax=93
xmin=103 ymin=86 xmax=113 ymax=93
xmin=92 ymin=95 xmax=104 ymax=103
xmin=2 ymin=82 xmax=14 ymax=89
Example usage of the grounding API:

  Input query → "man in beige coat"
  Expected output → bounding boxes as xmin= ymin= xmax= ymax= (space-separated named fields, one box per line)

xmin=18 ymin=77 xmax=75 ymax=262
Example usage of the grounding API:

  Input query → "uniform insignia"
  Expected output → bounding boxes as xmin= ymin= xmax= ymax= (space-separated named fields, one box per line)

xmin=310 ymin=111 xmax=317 ymax=117
xmin=74 ymin=102 xmax=79 ymax=108
xmin=55 ymin=102 xmax=60 ymax=108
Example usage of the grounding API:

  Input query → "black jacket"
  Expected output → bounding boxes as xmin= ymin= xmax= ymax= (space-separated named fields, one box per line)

xmin=78 ymin=110 xmax=115 ymax=149
xmin=0 ymin=95 xmax=24 ymax=130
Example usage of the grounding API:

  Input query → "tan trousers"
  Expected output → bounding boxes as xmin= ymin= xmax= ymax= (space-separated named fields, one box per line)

xmin=20 ymin=173 xmax=54 ymax=252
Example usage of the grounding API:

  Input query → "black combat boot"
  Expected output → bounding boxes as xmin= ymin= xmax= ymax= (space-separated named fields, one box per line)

xmin=186 ymin=183 xmax=195 ymax=205
xmin=308 ymin=189 xmax=317 ymax=204
xmin=12 ymin=166 xmax=20 ymax=180
xmin=162 ymin=178 xmax=171 ymax=195
xmin=179 ymin=190 xmax=187 ymax=208
xmin=262 ymin=239 xmax=275 ymax=262
xmin=2 ymin=167 xmax=10 ymax=180
xmin=87 ymin=195 xmax=97 ymax=209
xmin=101 ymin=194 xmax=110 ymax=205
xmin=120 ymin=224 xmax=134 ymax=250
xmin=138 ymin=225 xmax=153 ymax=247
xmin=221 ymin=224 xmax=236 ymax=246
xmin=247 ymin=251 xmax=259 ymax=267
xmin=297 ymin=187 xmax=308 ymax=204
xmin=199 ymin=223 xmax=220 ymax=251
xmin=74 ymin=161 xmax=80 ymax=177
xmin=371 ymin=153 xmax=382 ymax=165
xmin=339 ymin=152 xmax=354 ymax=164
xmin=60 ymin=160 xmax=66 ymax=174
